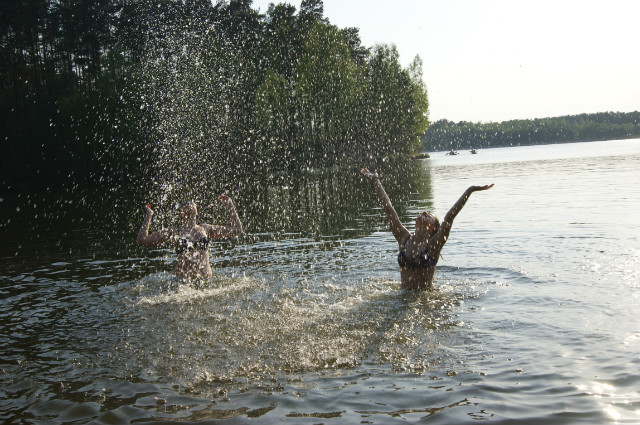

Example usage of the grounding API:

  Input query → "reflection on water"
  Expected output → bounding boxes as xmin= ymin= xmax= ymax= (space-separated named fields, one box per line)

xmin=1 ymin=140 xmax=640 ymax=424
xmin=0 ymin=158 xmax=432 ymax=263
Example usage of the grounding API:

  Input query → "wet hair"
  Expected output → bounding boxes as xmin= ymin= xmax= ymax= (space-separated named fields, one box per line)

xmin=178 ymin=201 xmax=197 ymax=218
xmin=418 ymin=212 xmax=440 ymax=238
xmin=429 ymin=215 xmax=441 ymax=238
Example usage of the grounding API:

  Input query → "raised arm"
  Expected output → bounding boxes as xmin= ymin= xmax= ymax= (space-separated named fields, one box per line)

xmin=360 ymin=168 xmax=410 ymax=244
xmin=136 ymin=203 xmax=170 ymax=246
xmin=432 ymin=184 xmax=494 ymax=245
xmin=205 ymin=195 xmax=243 ymax=239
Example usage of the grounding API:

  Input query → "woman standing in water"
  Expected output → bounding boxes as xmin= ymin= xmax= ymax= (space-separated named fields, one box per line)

xmin=136 ymin=196 xmax=243 ymax=281
xmin=360 ymin=168 xmax=493 ymax=290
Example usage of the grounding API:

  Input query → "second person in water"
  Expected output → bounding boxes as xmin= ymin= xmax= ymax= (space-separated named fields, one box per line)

xmin=137 ymin=196 xmax=242 ymax=281
xmin=361 ymin=168 xmax=493 ymax=290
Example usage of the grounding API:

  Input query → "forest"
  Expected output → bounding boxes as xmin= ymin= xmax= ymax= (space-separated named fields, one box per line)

xmin=422 ymin=111 xmax=640 ymax=151
xmin=0 ymin=0 xmax=429 ymax=189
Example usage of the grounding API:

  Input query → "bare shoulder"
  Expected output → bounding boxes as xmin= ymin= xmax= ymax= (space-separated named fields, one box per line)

xmin=398 ymin=231 xmax=411 ymax=249
xmin=431 ymin=222 xmax=451 ymax=247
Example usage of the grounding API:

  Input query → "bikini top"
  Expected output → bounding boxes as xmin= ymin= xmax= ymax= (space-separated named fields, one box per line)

xmin=397 ymin=243 xmax=437 ymax=270
xmin=175 ymin=236 xmax=210 ymax=254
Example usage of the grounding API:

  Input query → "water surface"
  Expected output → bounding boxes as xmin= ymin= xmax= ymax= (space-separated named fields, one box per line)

xmin=1 ymin=139 xmax=639 ymax=424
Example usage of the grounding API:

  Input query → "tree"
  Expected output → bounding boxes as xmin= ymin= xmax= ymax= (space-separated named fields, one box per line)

xmin=340 ymin=27 xmax=369 ymax=66
xmin=295 ymin=21 xmax=357 ymax=161
xmin=359 ymin=44 xmax=424 ymax=155
xmin=299 ymin=0 xmax=325 ymax=28
xmin=407 ymin=55 xmax=429 ymax=141
xmin=262 ymin=3 xmax=301 ymax=80
xmin=256 ymin=70 xmax=295 ymax=166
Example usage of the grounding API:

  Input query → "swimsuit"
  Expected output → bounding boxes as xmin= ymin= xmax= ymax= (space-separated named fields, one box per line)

xmin=175 ymin=237 xmax=210 ymax=254
xmin=397 ymin=244 xmax=437 ymax=269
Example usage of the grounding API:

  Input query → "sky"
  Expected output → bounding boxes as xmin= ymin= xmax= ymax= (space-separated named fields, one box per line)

xmin=250 ymin=0 xmax=640 ymax=123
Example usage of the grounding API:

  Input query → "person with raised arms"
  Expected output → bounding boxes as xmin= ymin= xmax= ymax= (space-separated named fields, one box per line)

xmin=360 ymin=168 xmax=493 ymax=290
xmin=137 ymin=196 xmax=242 ymax=281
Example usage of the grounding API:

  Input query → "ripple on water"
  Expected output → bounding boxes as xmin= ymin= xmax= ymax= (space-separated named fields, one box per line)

xmin=90 ymin=271 xmax=487 ymax=388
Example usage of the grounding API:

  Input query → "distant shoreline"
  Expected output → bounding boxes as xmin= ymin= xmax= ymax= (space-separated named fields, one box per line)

xmin=421 ymin=137 xmax=640 ymax=156
xmin=421 ymin=111 xmax=640 ymax=152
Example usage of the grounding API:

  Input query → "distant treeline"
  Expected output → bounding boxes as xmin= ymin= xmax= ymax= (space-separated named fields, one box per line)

xmin=422 ymin=111 xmax=640 ymax=151
xmin=1 ymin=0 xmax=428 ymax=189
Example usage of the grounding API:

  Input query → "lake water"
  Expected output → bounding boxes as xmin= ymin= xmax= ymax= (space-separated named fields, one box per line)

xmin=1 ymin=139 xmax=639 ymax=424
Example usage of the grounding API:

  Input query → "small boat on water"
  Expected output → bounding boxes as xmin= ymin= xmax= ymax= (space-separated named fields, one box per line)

xmin=447 ymin=150 xmax=459 ymax=155
xmin=470 ymin=149 xmax=478 ymax=154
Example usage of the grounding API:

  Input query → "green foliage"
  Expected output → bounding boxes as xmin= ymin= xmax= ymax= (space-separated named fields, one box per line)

xmin=355 ymin=44 xmax=425 ymax=156
xmin=296 ymin=21 xmax=358 ymax=159
xmin=256 ymin=70 xmax=294 ymax=165
xmin=1 ymin=0 xmax=430 ymax=189
xmin=422 ymin=112 xmax=640 ymax=151
xmin=407 ymin=56 xmax=429 ymax=138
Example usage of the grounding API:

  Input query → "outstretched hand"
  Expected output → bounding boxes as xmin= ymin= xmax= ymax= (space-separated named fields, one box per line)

xmin=360 ymin=168 xmax=379 ymax=180
xmin=470 ymin=184 xmax=494 ymax=192
xmin=218 ymin=195 xmax=233 ymax=207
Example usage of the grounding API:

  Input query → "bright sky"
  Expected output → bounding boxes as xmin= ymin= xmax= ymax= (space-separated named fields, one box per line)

xmin=250 ymin=0 xmax=640 ymax=123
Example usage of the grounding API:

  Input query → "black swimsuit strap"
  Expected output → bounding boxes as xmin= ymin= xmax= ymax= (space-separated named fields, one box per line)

xmin=398 ymin=243 xmax=437 ymax=269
